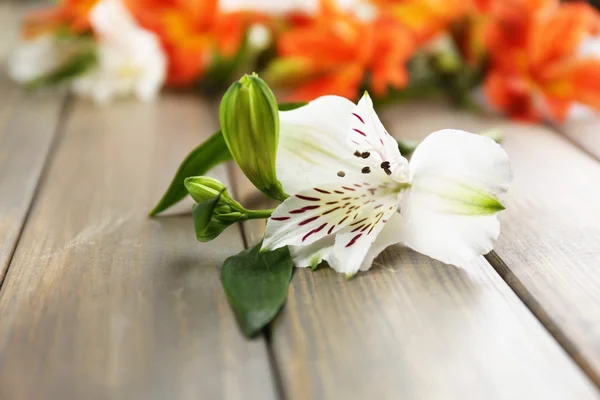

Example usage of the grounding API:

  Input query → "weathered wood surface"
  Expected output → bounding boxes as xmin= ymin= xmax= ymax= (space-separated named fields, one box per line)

xmin=2 ymin=1 xmax=600 ymax=396
xmin=0 ymin=3 xmax=67 ymax=282
xmin=383 ymin=101 xmax=600 ymax=387
xmin=0 ymin=96 xmax=277 ymax=400
xmin=233 ymin=153 xmax=599 ymax=398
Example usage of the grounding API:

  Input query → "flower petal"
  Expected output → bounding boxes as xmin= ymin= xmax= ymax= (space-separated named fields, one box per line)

xmin=348 ymin=92 xmax=409 ymax=181
xmin=276 ymin=95 xmax=366 ymax=194
xmin=289 ymin=236 xmax=335 ymax=270
xmin=329 ymin=191 xmax=401 ymax=276
xmin=262 ymin=184 xmax=362 ymax=251
xmin=401 ymin=129 xmax=511 ymax=265
xmin=262 ymin=180 xmax=395 ymax=252
xmin=359 ymin=211 xmax=404 ymax=271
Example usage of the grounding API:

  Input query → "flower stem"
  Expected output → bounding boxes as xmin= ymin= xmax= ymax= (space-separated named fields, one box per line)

xmin=244 ymin=209 xmax=275 ymax=220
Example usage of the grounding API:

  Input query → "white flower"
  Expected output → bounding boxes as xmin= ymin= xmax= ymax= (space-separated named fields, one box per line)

xmin=8 ymin=35 xmax=64 ymax=84
xmin=261 ymin=93 xmax=512 ymax=276
xmin=247 ymin=24 xmax=271 ymax=51
xmin=72 ymin=0 xmax=166 ymax=103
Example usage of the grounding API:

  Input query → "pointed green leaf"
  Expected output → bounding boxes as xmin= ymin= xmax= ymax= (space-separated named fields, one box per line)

xmin=278 ymin=101 xmax=307 ymax=111
xmin=149 ymin=131 xmax=232 ymax=216
xmin=222 ymin=243 xmax=293 ymax=338
xmin=149 ymin=102 xmax=308 ymax=216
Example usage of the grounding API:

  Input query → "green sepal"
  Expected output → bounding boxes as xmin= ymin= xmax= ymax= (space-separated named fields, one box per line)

xmin=221 ymin=243 xmax=293 ymax=337
xmin=192 ymin=199 xmax=232 ymax=242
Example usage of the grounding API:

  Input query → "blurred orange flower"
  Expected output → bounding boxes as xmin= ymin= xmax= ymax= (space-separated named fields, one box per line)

xmin=373 ymin=0 xmax=468 ymax=44
xmin=22 ymin=0 xmax=98 ymax=38
xmin=482 ymin=0 xmax=600 ymax=121
xmin=126 ymin=0 xmax=250 ymax=86
xmin=272 ymin=0 xmax=415 ymax=102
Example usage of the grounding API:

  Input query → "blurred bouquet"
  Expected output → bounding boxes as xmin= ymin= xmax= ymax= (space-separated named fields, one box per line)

xmin=8 ymin=0 xmax=600 ymax=121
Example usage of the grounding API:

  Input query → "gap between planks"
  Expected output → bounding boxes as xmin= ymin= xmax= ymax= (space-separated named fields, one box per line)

xmin=0 ymin=95 xmax=71 ymax=288
xmin=0 ymin=95 xmax=279 ymax=400
xmin=0 ymin=1 xmax=70 ymax=289
xmin=216 ymin=102 xmax=288 ymax=400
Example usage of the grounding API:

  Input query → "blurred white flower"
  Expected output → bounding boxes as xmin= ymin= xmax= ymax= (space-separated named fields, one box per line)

xmin=263 ymin=93 xmax=512 ymax=276
xmin=577 ymin=34 xmax=600 ymax=58
xmin=72 ymin=0 xmax=166 ymax=103
xmin=8 ymin=35 xmax=64 ymax=84
xmin=565 ymin=35 xmax=600 ymax=121
xmin=247 ymin=24 xmax=271 ymax=51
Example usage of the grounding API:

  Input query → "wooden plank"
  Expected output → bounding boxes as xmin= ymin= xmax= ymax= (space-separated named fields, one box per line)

xmin=231 ymin=133 xmax=599 ymax=398
xmin=0 ymin=2 xmax=68 ymax=282
xmin=0 ymin=95 xmax=277 ymax=400
xmin=556 ymin=116 xmax=600 ymax=160
xmin=380 ymin=100 xmax=600 ymax=388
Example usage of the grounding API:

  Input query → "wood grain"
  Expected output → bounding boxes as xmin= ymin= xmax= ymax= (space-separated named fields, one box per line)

xmin=0 ymin=95 xmax=277 ymax=400
xmin=382 ymin=100 xmax=600 ymax=387
xmin=0 ymin=2 xmax=68 ymax=282
xmin=232 ymin=124 xmax=599 ymax=399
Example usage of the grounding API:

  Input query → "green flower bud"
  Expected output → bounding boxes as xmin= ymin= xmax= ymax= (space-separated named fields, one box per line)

xmin=185 ymin=176 xmax=240 ymax=208
xmin=219 ymin=73 xmax=287 ymax=201
xmin=184 ymin=176 xmax=274 ymax=242
xmin=185 ymin=177 xmax=241 ymax=242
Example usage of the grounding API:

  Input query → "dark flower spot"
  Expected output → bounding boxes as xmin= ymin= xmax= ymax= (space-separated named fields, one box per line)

xmin=337 ymin=171 xmax=346 ymax=177
xmin=361 ymin=166 xmax=371 ymax=174
xmin=361 ymin=152 xmax=370 ymax=159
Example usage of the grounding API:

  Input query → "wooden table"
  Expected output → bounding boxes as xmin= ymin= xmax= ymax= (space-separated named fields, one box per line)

xmin=2 ymin=3 xmax=600 ymax=400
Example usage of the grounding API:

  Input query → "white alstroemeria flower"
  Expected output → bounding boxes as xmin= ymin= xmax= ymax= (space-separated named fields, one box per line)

xmin=262 ymin=93 xmax=512 ymax=276
xmin=8 ymin=35 xmax=64 ymax=84
xmin=72 ymin=0 xmax=166 ymax=103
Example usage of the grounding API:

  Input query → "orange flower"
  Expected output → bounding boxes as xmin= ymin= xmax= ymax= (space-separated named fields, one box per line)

xmin=22 ymin=0 xmax=98 ymax=38
xmin=272 ymin=0 xmax=414 ymax=102
xmin=373 ymin=0 xmax=468 ymax=44
xmin=482 ymin=0 xmax=600 ymax=121
xmin=126 ymin=0 xmax=250 ymax=86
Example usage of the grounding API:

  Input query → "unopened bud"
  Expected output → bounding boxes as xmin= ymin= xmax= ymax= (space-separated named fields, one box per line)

xmin=219 ymin=73 xmax=287 ymax=201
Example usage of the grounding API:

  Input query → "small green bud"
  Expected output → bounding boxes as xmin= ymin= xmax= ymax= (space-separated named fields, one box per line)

xmin=185 ymin=176 xmax=240 ymax=208
xmin=219 ymin=73 xmax=287 ymax=201
xmin=185 ymin=176 xmax=274 ymax=242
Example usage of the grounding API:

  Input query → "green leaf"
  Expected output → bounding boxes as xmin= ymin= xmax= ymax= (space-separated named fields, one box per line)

xmin=278 ymin=101 xmax=307 ymax=111
xmin=150 ymin=102 xmax=307 ymax=216
xmin=222 ymin=243 xmax=293 ymax=337
xmin=149 ymin=131 xmax=232 ymax=216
